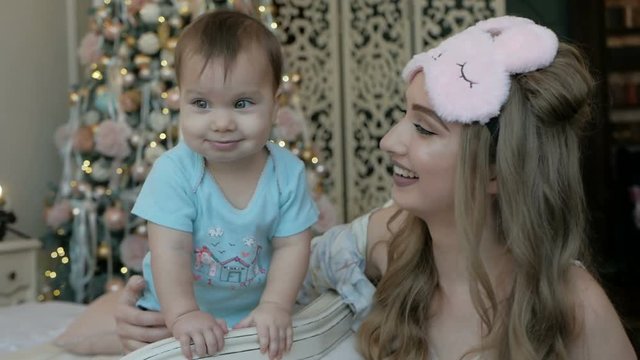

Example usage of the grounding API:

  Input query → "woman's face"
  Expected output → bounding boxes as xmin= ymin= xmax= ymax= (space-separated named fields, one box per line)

xmin=380 ymin=71 xmax=463 ymax=220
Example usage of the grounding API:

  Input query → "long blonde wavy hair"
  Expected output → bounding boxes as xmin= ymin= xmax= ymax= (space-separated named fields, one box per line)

xmin=358 ymin=43 xmax=595 ymax=359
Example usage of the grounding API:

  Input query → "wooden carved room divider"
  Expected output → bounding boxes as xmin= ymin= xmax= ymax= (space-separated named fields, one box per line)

xmin=273 ymin=0 xmax=505 ymax=222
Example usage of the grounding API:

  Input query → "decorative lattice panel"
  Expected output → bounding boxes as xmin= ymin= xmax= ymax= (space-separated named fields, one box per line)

xmin=275 ymin=0 xmax=504 ymax=222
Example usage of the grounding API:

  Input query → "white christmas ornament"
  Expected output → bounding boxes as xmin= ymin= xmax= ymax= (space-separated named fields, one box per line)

xmin=149 ymin=110 xmax=171 ymax=132
xmin=83 ymin=110 xmax=101 ymax=125
xmin=90 ymin=159 xmax=112 ymax=182
xmin=144 ymin=143 xmax=167 ymax=163
xmin=139 ymin=3 xmax=161 ymax=25
xmin=138 ymin=32 xmax=160 ymax=55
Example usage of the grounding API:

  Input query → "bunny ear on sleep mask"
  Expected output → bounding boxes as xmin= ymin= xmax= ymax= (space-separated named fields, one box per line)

xmin=402 ymin=15 xmax=559 ymax=125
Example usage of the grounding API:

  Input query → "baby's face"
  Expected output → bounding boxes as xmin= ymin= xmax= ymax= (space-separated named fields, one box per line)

xmin=178 ymin=46 xmax=277 ymax=169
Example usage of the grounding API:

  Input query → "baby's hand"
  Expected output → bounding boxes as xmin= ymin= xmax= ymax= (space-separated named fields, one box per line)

xmin=234 ymin=302 xmax=293 ymax=360
xmin=171 ymin=310 xmax=228 ymax=359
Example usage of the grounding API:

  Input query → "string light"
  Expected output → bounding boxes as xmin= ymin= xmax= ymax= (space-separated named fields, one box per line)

xmin=270 ymin=22 xmax=278 ymax=29
xmin=53 ymin=289 xmax=61 ymax=297
xmin=120 ymin=267 xmax=128 ymax=274
xmin=159 ymin=133 xmax=167 ymax=140
xmin=57 ymin=247 xmax=65 ymax=256
xmin=158 ymin=16 xmax=166 ymax=23
xmin=103 ymin=0 xmax=111 ymax=4
xmin=61 ymin=257 xmax=69 ymax=264
xmin=150 ymin=141 xmax=157 ymax=148
xmin=91 ymin=70 xmax=103 ymax=80
xmin=311 ymin=157 xmax=319 ymax=164
xmin=72 ymin=208 xmax=80 ymax=216
xmin=160 ymin=60 xmax=168 ymax=67
xmin=162 ymin=108 xmax=170 ymax=114
xmin=50 ymin=251 xmax=58 ymax=259
xmin=116 ymin=167 xmax=124 ymax=175
xmin=258 ymin=5 xmax=266 ymax=12
xmin=282 ymin=75 xmax=290 ymax=82
xmin=278 ymin=140 xmax=286 ymax=147
xmin=161 ymin=92 xmax=168 ymax=99
xmin=120 ymin=68 xmax=128 ymax=75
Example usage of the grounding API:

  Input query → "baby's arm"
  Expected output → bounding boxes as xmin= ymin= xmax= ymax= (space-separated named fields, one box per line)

xmin=148 ymin=222 xmax=228 ymax=359
xmin=235 ymin=229 xmax=312 ymax=360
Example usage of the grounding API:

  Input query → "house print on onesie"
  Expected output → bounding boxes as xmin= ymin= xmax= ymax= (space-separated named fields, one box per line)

xmin=194 ymin=234 xmax=266 ymax=287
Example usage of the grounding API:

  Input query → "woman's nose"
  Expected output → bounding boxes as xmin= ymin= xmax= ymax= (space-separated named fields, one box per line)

xmin=379 ymin=121 xmax=406 ymax=154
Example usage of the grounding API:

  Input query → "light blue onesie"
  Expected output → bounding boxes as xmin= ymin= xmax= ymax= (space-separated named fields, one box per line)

xmin=132 ymin=141 xmax=319 ymax=327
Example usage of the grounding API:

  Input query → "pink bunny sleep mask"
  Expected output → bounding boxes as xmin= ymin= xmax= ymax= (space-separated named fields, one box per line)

xmin=402 ymin=16 xmax=559 ymax=125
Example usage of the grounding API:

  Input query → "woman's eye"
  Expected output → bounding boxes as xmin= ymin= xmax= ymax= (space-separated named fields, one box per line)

xmin=413 ymin=123 xmax=436 ymax=136
xmin=234 ymin=99 xmax=254 ymax=109
xmin=192 ymin=99 xmax=208 ymax=109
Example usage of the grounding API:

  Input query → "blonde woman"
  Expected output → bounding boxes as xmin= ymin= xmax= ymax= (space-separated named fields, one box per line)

xmin=355 ymin=16 xmax=636 ymax=359
xmin=115 ymin=15 xmax=637 ymax=359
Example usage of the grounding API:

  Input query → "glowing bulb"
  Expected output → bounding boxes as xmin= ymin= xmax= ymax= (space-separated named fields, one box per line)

xmin=311 ymin=157 xmax=319 ymax=164
xmin=161 ymin=92 xmax=168 ymax=99
xmin=57 ymin=247 xmax=65 ymax=255
xmin=72 ymin=208 xmax=80 ymax=216
xmin=282 ymin=75 xmax=290 ymax=82
xmin=50 ymin=252 xmax=58 ymax=258
xmin=160 ymin=60 xmax=168 ymax=67
xmin=120 ymin=267 xmax=129 ymax=274
xmin=120 ymin=68 xmax=128 ymax=75
xmin=116 ymin=168 xmax=123 ymax=175
xmin=162 ymin=108 xmax=170 ymax=115
xmin=50 ymin=272 xmax=57 ymax=279
xmin=150 ymin=141 xmax=157 ymax=148
xmin=258 ymin=5 xmax=266 ymax=12
xmin=83 ymin=160 xmax=91 ymax=167
xmin=158 ymin=16 xmax=166 ymax=23
xmin=61 ymin=257 xmax=69 ymax=264
xmin=270 ymin=22 xmax=278 ymax=29
xmin=45 ymin=270 xmax=51 ymax=277
xmin=91 ymin=70 xmax=103 ymax=80
xmin=278 ymin=140 xmax=286 ymax=147
xmin=53 ymin=289 xmax=61 ymax=296
xmin=159 ymin=133 xmax=167 ymax=140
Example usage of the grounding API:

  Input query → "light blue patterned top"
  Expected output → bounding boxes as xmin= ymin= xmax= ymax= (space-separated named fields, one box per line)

xmin=133 ymin=141 xmax=318 ymax=327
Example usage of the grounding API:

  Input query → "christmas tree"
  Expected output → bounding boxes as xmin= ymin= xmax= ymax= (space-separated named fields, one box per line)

xmin=41 ymin=0 xmax=336 ymax=303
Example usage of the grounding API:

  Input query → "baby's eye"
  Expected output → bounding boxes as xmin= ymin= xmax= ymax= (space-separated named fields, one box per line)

xmin=234 ymin=99 xmax=254 ymax=109
xmin=414 ymin=123 xmax=436 ymax=136
xmin=192 ymin=99 xmax=208 ymax=109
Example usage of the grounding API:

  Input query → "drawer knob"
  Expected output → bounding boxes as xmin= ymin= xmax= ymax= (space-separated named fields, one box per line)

xmin=8 ymin=271 xmax=16 ymax=281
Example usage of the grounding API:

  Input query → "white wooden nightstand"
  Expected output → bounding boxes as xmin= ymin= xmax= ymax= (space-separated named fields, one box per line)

xmin=0 ymin=239 xmax=41 ymax=306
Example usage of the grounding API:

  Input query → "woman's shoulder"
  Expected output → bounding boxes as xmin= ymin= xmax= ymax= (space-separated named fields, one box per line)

xmin=567 ymin=265 xmax=637 ymax=359
xmin=365 ymin=202 xmax=406 ymax=280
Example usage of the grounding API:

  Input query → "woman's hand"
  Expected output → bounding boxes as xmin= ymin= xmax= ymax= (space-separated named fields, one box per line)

xmin=114 ymin=275 xmax=171 ymax=353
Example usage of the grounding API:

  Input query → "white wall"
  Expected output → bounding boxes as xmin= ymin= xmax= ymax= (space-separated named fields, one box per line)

xmin=0 ymin=1 xmax=71 ymax=239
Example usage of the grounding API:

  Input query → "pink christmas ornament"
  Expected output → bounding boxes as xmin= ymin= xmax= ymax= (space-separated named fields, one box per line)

xmin=45 ymin=200 xmax=73 ymax=229
xmin=274 ymin=106 xmax=304 ymax=141
xmin=165 ymin=87 xmax=180 ymax=110
xmin=103 ymin=206 xmax=127 ymax=231
xmin=77 ymin=32 xmax=102 ymax=65
xmin=312 ymin=194 xmax=338 ymax=234
xmin=94 ymin=120 xmax=132 ymax=159
xmin=72 ymin=126 xmax=95 ymax=153
xmin=119 ymin=234 xmax=149 ymax=272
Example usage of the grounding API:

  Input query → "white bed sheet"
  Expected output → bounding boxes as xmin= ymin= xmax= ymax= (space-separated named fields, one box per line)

xmin=0 ymin=302 xmax=363 ymax=360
